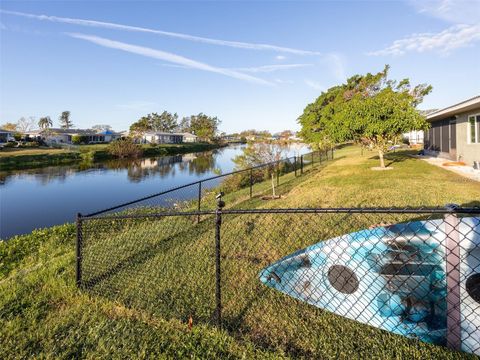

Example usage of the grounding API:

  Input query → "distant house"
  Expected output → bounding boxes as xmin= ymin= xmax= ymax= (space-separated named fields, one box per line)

xmin=182 ymin=133 xmax=198 ymax=143
xmin=25 ymin=128 xmax=121 ymax=144
xmin=424 ymin=95 xmax=480 ymax=167
xmin=142 ymin=132 xmax=184 ymax=144
xmin=0 ymin=128 xmax=15 ymax=144
xmin=141 ymin=132 xmax=198 ymax=144
xmin=403 ymin=130 xmax=424 ymax=145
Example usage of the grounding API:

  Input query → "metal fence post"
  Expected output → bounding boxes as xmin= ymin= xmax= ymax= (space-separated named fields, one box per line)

xmin=294 ymin=156 xmax=297 ymax=177
xmin=331 ymin=148 xmax=334 ymax=159
xmin=214 ymin=193 xmax=225 ymax=328
xmin=300 ymin=155 xmax=304 ymax=174
xmin=319 ymin=150 xmax=322 ymax=164
xmin=76 ymin=212 xmax=83 ymax=288
xmin=311 ymin=152 xmax=314 ymax=168
xmin=444 ymin=206 xmax=461 ymax=351
xmin=276 ymin=163 xmax=280 ymax=186
xmin=249 ymin=169 xmax=253 ymax=198
xmin=197 ymin=181 xmax=202 ymax=223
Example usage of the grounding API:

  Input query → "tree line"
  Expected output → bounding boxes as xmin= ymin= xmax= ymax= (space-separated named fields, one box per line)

xmin=2 ymin=110 xmax=221 ymax=143
xmin=129 ymin=111 xmax=221 ymax=142
xmin=1 ymin=111 xmax=75 ymax=133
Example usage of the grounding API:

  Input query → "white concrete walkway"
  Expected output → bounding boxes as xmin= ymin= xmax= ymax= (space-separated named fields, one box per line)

xmin=413 ymin=155 xmax=480 ymax=182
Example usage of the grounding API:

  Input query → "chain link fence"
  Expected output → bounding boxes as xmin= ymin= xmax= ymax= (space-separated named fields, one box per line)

xmin=82 ymin=149 xmax=333 ymax=217
xmin=77 ymin=203 xmax=480 ymax=357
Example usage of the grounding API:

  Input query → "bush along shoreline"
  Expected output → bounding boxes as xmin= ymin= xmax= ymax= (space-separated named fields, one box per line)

xmin=0 ymin=142 xmax=226 ymax=171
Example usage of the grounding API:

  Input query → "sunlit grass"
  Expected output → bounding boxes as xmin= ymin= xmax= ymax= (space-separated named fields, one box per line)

xmin=1 ymin=145 xmax=479 ymax=358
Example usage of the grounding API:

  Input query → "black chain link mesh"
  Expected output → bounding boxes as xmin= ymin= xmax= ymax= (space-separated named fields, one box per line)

xmin=82 ymin=150 xmax=331 ymax=217
xmin=78 ymin=206 xmax=480 ymax=357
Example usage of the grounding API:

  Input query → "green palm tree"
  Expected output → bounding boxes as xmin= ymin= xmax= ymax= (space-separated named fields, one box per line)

xmin=38 ymin=116 xmax=53 ymax=130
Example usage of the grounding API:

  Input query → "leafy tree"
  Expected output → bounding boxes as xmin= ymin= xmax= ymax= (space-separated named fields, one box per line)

xmin=59 ymin=111 xmax=73 ymax=129
xmin=129 ymin=117 xmax=151 ymax=138
xmin=38 ymin=116 xmax=53 ymax=130
xmin=232 ymin=142 xmax=284 ymax=197
xmin=16 ymin=116 xmax=36 ymax=132
xmin=187 ymin=113 xmax=221 ymax=142
xmin=178 ymin=117 xmax=191 ymax=132
xmin=1 ymin=122 xmax=17 ymax=131
xmin=298 ymin=65 xmax=432 ymax=168
xmin=152 ymin=111 xmax=178 ymax=132
xmin=92 ymin=124 xmax=113 ymax=132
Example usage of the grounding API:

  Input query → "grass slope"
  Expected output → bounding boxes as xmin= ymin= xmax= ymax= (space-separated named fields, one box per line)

xmin=1 ymin=146 xmax=479 ymax=359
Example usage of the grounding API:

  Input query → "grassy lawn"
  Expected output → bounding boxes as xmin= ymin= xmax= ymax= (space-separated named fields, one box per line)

xmin=0 ymin=147 xmax=72 ymax=157
xmin=1 ymin=145 xmax=479 ymax=359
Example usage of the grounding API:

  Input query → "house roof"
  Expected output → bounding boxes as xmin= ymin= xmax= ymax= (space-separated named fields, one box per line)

xmin=144 ymin=132 xmax=197 ymax=137
xmin=25 ymin=128 xmax=120 ymax=135
xmin=0 ymin=128 xmax=14 ymax=133
xmin=426 ymin=95 xmax=480 ymax=122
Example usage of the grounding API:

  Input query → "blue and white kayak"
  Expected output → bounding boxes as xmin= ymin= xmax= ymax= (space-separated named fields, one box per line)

xmin=259 ymin=217 xmax=480 ymax=355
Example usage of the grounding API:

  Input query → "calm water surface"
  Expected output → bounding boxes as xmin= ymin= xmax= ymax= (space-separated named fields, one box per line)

xmin=0 ymin=144 xmax=309 ymax=239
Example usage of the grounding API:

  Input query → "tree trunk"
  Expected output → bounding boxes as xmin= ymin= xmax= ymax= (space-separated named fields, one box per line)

xmin=378 ymin=150 xmax=385 ymax=168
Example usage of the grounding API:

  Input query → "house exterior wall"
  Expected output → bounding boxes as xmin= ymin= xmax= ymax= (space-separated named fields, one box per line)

xmin=403 ymin=130 xmax=424 ymax=145
xmin=0 ymin=131 xmax=15 ymax=143
xmin=455 ymin=108 xmax=480 ymax=166
xmin=182 ymin=134 xmax=197 ymax=143
xmin=143 ymin=133 xmax=184 ymax=144
xmin=425 ymin=105 xmax=480 ymax=166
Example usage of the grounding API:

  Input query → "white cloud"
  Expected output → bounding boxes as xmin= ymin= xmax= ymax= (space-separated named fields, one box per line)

xmin=233 ymin=64 xmax=312 ymax=73
xmin=368 ymin=23 xmax=480 ymax=56
xmin=275 ymin=78 xmax=294 ymax=84
xmin=68 ymin=33 xmax=273 ymax=85
xmin=304 ymin=79 xmax=324 ymax=91
xmin=276 ymin=55 xmax=286 ymax=60
xmin=2 ymin=10 xmax=321 ymax=56
xmin=410 ymin=0 xmax=480 ymax=24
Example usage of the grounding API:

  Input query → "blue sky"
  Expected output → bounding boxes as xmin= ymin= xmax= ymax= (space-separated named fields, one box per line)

xmin=1 ymin=0 xmax=479 ymax=133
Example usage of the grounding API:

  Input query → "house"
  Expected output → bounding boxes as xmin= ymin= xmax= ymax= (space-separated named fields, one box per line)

xmin=424 ymin=95 xmax=480 ymax=167
xmin=181 ymin=133 xmax=198 ymax=143
xmin=142 ymin=132 xmax=184 ymax=144
xmin=403 ymin=130 xmax=424 ymax=145
xmin=25 ymin=128 xmax=121 ymax=144
xmin=0 ymin=128 xmax=15 ymax=144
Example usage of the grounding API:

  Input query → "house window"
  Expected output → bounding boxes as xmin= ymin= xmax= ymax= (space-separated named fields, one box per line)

xmin=468 ymin=115 xmax=480 ymax=144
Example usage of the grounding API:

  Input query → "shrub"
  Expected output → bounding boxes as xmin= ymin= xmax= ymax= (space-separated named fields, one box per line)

xmin=72 ymin=135 xmax=89 ymax=145
xmin=3 ymin=142 xmax=17 ymax=148
xmin=13 ymin=133 xmax=22 ymax=141
xmin=107 ymin=138 xmax=143 ymax=158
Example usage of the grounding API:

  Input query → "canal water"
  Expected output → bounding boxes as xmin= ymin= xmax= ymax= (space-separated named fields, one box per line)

xmin=0 ymin=144 xmax=309 ymax=239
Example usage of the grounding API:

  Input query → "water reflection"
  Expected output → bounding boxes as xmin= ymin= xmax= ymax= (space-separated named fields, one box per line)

xmin=0 ymin=151 xmax=220 ymax=186
xmin=0 ymin=143 xmax=309 ymax=239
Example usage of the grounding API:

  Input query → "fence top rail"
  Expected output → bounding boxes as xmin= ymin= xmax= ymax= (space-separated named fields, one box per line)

xmin=82 ymin=150 xmax=321 ymax=218
xmin=81 ymin=206 xmax=480 ymax=220
xmin=220 ymin=207 xmax=480 ymax=215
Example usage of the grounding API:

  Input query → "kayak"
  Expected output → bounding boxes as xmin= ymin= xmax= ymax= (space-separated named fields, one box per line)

xmin=259 ymin=217 xmax=480 ymax=355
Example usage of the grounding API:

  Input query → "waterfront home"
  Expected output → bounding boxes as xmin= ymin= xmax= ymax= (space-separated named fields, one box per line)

xmin=182 ymin=132 xmax=198 ymax=143
xmin=424 ymin=95 xmax=480 ymax=167
xmin=0 ymin=128 xmax=16 ymax=144
xmin=141 ymin=132 xmax=198 ymax=144
xmin=403 ymin=130 xmax=424 ymax=145
xmin=25 ymin=128 xmax=122 ymax=144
